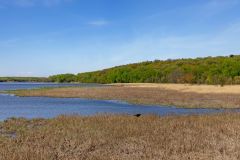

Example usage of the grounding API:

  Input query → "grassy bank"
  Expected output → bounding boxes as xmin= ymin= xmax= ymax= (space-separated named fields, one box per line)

xmin=6 ymin=84 xmax=240 ymax=108
xmin=1 ymin=113 xmax=240 ymax=160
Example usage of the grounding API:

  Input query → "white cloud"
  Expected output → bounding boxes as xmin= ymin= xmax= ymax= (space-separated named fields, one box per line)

xmin=88 ymin=20 xmax=109 ymax=26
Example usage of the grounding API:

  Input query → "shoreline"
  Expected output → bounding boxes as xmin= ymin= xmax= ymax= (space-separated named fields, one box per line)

xmin=4 ymin=83 xmax=240 ymax=109
xmin=2 ymin=92 xmax=235 ymax=110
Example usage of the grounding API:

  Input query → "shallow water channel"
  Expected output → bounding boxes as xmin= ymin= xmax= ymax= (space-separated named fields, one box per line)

xmin=0 ymin=83 xmax=237 ymax=120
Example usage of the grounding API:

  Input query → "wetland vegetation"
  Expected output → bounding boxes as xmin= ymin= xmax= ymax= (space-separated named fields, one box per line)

xmin=1 ymin=113 xmax=240 ymax=160
xmin=6 ymin=83 xmax=240 ymax=109
xmin=2 ymin=56 xmax=240 ymax=159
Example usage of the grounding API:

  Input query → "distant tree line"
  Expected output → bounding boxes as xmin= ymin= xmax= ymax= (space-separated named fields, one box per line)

xmin=0 ymin=77 xmax=50 ymax=82
xmin=49 ymin=74 xmax=77 ymax=83
xmin=48 ymin=55 xmax=240 ymax=85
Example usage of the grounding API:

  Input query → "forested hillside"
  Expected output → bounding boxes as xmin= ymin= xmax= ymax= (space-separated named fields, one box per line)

xmin=49 ymin=55 xmax=240 ymax=85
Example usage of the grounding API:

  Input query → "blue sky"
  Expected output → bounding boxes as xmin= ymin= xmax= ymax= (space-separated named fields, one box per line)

xmin=0 ymin=0 xmax=240 ymax=76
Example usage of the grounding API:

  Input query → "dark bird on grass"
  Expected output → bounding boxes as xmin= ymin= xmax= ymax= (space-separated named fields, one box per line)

xmin=134 ymin=114 xmax=141 ymax=117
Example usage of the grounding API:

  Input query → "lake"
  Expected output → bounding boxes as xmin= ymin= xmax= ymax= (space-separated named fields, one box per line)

xmin=0 ymin=83 xmax=236 ymax=120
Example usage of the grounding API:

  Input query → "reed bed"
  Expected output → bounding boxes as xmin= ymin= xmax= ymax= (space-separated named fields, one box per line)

xmin=1 ymin=113 xmax=240 ymax=160
xmin=7 ymin=84 xmax=240 ymax=108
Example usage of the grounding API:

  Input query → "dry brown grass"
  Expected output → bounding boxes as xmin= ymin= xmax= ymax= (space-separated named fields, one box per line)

xmin=112 ymin=83 xmax=240 ymax=94
xmin=8 ymin=85 xmax=240 ymax=108
xmin=1 ymin=114 xmax=240 ymax=160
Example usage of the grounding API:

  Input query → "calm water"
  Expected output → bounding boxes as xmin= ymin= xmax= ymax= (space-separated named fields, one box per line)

xmin=0 ymin=82 xmax=104 ymax=91
xmin=0 ymin=83 xmax=236 ymax=120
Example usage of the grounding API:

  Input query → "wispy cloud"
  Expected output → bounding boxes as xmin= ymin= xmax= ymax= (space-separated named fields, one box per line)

xmin=102 ymin=21 xmax=240 ymax=64
xmin=0 ymin=0 xmax=73 ymax=7
xmin=88 ymin=20 xmax=109 ymax=27
xmin=203 ymin=0 xmax=240 ymax=16
xmin=206 ymin=0 xmax=239 ymax=8
xmin=147 ymin=0 xmax=240 ymax=20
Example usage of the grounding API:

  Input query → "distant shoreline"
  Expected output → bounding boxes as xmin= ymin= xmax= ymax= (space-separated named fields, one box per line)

xmin=0 ymin=77 xmax=50 ymax=83
xmin=3 ymin=55 xmax=240 ymax=85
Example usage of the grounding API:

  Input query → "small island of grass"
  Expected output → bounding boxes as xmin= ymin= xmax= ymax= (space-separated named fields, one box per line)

xmin=5 ymin=83 xmax=240 ymax=109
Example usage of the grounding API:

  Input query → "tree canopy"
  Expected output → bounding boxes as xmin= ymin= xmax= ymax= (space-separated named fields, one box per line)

xmin=49 ymin=55 xmax=240 ymax=85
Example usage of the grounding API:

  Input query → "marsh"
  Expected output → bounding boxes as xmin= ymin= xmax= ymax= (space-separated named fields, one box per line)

xmin=0 ymin=83 xmax=233 ymax=120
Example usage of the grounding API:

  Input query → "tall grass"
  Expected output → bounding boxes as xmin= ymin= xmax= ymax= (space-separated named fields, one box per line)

xmin=8 ymin=85 xmax=240 ymax=108
xmin=1 ymin=113 xmax=240 ymax=159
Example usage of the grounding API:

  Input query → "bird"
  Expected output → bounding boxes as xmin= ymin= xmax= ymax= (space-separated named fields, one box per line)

xmin=134 ymin=114 xmax=141 ymax=117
